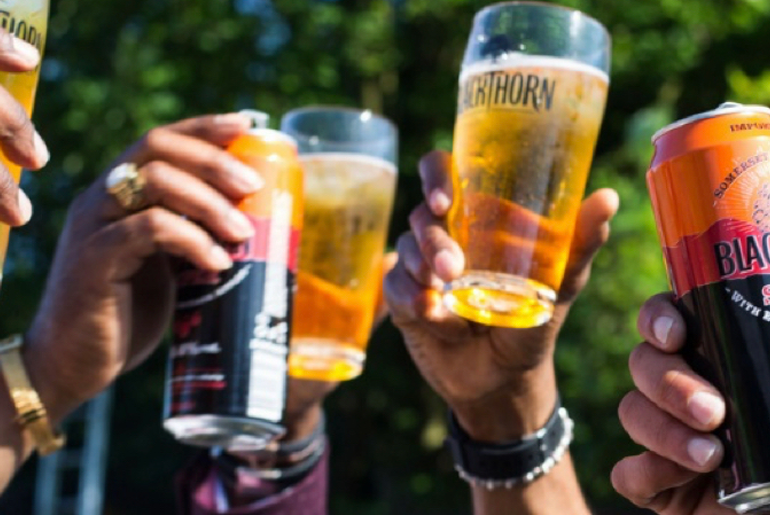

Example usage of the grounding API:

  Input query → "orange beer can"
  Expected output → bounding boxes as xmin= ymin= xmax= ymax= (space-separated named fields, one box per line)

xmin=648 ymin=102 xmax=770 ymax=513
xmin=164 ymin=113 xmax=304 ymax=451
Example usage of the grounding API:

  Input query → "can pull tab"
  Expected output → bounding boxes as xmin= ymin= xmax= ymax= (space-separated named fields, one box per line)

xmin=239 ymin=110 xmax=270 ymax=130
xmin=718 ymin=102 xmax=744 ymax=110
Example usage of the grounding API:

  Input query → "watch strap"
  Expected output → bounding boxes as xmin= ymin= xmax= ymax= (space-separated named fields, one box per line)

xmin=445 ymin=398 xmax=574 ymax=487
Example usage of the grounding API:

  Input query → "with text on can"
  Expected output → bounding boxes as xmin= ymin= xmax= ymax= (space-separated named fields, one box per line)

xmin=648 ymin=102 xmax=770 ymax=514
xmin=164 ymin=120 xmax=303 ymax=451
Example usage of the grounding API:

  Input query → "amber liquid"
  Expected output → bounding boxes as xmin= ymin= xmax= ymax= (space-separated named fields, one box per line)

xmin=447 ymin=57 xmax=608 ymax=328
xmin=0 ymin=1 xmax=49 ymax=282
xmin=289 ymin=154 xmax=396 ymax=381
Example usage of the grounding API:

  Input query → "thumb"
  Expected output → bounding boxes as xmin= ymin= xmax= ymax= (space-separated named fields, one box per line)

xmin=373 ymin=251 xmax=399 ymax=327
xmin=558 ymin=188 xmax=619 ymax=304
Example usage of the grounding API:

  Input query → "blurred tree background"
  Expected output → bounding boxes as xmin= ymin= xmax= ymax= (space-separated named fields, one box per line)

xmin=2 ymin=0 xmax=770 ymax=513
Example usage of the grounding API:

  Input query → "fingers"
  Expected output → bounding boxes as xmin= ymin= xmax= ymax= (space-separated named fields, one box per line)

xmin=0 ymin=88 xmax=49 ymax=172
xmin=0 ymin=30 xmax=41 ymax=72
xmin=101 ymin=161 xmax=255 ymax=243
xmin=395 ymin=232 xmax=443 ymax=290
xmin=0 ymin=174 xmax=32 ymax=226
xmin=124 ymin=113 xmax=253 ymax=167
xmin=0 ymin=29 xmax=50 ymax=171
xmin=91 ymin=207 xmax=234 ymax=281
xmin=373 ymin=251 xmax=399 ymax=327
xmin=418 ymin=150 xmax=453 ymax=216
xmin=559 ymin=188 xmax=619 ymax=303
xmin=408 ymin=203 xmax=464 ymax=283
xmin=611 ymin=451 xmax=700 ymax=510
xmin=618 ymin=389 xmax=724 ymax=473
xmin=120 ymin=122 xmax=263 ymax=199
xmin=629 ymin=343 xmax=725 ymax=432
xmin=163 ymin=113 xmax=254 ymax=146
xmin=384 ymin=256 xmax=446 ymax=326
xmin=637 ymin=292 xmax=687 ymax=352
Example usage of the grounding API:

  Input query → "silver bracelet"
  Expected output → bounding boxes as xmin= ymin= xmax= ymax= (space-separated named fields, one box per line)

xmin=447 ymin=403 xmax=575 ymax=490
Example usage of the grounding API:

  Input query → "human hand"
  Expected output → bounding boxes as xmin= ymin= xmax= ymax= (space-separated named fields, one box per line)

xmin=282 ymin=251 xmax=398 ymax=441
xmin=22 ymin=113 xmax=262 ymax=423
xmin=384 ymin=150 xmax=619 ymax=440
xmin=611 ymin=293 xmax=731 ymax=514
xmin=0 ymin=29 xmax=51 ymax=225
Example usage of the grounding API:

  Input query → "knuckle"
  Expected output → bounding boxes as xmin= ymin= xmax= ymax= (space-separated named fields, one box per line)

xmin=617 ymin=391 xmax=639 ymax=426
xmin=408 ymin=203 xmax=429 ymax=230
xmin=0 ymin=168 xmax=16 ymax=196
xmin=649 ymin=415 xmax=674 ymax=451
xmin=141 ymin=160 xmax=166 ymax=181
xmin=137 ymin=208 xmax=167 ymax=235
xmin=0 ymin=102 xmax=32 ymax=140
xmin=656 ymin=368 xmax=687 ymax=408
xmin=420 ymin=224 xmax=444 ymax=254
xmin=418 ymin=150 xmax=447 ymax=174
xmin=627 ymin=344 xmax=646 ymax=378
xmin=142 ymin=127 xmax=170 ymax=151
xmin=609 ymin=462 xmax=633 ymax=498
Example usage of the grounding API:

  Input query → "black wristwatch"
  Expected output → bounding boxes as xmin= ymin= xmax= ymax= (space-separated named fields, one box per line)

xmin=445 ymin=398 xmax=574 ymax=488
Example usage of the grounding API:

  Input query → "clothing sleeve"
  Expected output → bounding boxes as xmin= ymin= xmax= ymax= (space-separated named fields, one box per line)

xmin=175 ymin=446 xmax=329 ymax=515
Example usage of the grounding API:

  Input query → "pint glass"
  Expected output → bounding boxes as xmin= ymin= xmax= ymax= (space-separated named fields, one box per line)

xmin=445 ymin=2 xmax=610 ymax=328
xmin=280 ymin=107 xmax=397 ymax=382
xmin=0 ymin=2 xmax=49 ymax=281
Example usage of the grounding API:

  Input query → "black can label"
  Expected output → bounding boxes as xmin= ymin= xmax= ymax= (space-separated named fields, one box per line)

xmin=167 ymin=197 xmax=299 ymax=424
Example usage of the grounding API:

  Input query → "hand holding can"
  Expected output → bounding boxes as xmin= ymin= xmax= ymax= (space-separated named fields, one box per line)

xmin=445 ymin=2 xmax=611 ymax=328
xmin=647 ymin=103 xmax=770 ymax=512
xmin=165 ymin=112 xmax=304 ymax=451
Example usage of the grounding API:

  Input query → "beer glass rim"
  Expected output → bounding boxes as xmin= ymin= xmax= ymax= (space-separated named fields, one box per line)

xmin=281 ymin=105 xmax=397 ymax=143
xmin=474 ymin=1 xmax=611 ymax=42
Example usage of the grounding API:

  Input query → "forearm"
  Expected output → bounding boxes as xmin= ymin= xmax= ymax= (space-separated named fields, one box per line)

xmin=451 ymin=364 xmax=590 ymax=515
xmin=471 ymin=454 xmax=590 ymax=515
xmin=0 ymin=334 xmax=78 ymax=494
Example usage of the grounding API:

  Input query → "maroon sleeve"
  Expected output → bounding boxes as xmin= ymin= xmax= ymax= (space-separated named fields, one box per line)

xmin=175 ymin=446 xmax=329 ymax=515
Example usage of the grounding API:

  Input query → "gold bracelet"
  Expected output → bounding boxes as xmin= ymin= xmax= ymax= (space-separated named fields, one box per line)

xmin=0 ymin=334 xmax=65 ymax=455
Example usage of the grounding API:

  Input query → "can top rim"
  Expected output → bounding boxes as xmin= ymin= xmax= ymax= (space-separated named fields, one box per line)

xmin=247 ymin=127 xmax=298 ymax=148
xmin=652 ymin=102 xmax=770 ymax=143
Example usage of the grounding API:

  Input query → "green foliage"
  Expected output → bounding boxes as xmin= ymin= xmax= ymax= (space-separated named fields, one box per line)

xmin=2 ymin=0 xmax=770 ymax=513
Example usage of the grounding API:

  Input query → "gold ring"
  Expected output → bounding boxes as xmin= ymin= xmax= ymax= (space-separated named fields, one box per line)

xmin=105 ymin=163 xmax=148 ymax=212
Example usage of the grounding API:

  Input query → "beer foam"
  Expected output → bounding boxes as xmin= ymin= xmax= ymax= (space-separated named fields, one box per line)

xmin=299 ymin=153 xmax=397 ymax=176
xmin=300 ymin=153 xmax=397 ymax=207
xmin=460 ymin=54 xmax=609 ymax=84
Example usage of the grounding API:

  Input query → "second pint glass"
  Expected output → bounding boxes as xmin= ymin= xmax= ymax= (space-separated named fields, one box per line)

xmin=281 ymin=107 xmax=397 ymax=382
xmin=0 ymin=2 xmax=49 ymax=282
xmin=445 ymin=2 xmax=610 ymax=328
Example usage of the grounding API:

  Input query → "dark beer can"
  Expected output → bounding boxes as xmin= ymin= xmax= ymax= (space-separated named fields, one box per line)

xmin=648 ymin=102 xmax=770 ymax=513
xmin=163 ymin=114 xmax=303 ymax=451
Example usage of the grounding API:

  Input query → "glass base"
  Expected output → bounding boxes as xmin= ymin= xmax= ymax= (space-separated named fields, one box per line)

xmin=289 ymin=338 xmax=365 ymax=382
xmin=443 ymin=271 xmax=556 ymax=328
xmin=721 ymin=484 xmax=770 ymax=514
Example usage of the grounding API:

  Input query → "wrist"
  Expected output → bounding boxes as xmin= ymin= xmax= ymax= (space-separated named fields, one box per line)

xmin=450 ymin=363 xmax=558 ymax=442
xmin=447 ymin=394 xmax=574 ymax=490
xmin=281 ymin=403 xmax=323 ymax=444
xmin=21 ymin=328 xmax=88 ymax=426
